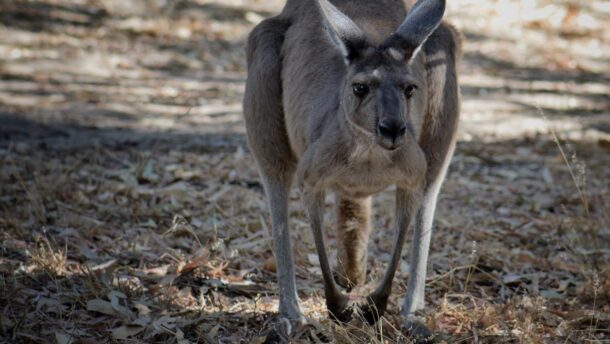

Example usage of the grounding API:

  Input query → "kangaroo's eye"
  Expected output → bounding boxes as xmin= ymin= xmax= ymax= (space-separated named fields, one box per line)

xmin=405 ymin=84 xmax=418 ymax=98
xmin=352 ymin=83 xmax=369 ymax=97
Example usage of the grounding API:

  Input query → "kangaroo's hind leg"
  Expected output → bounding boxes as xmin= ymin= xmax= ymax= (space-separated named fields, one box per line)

xmin=243 ymin=16 xmax=304 ymax=334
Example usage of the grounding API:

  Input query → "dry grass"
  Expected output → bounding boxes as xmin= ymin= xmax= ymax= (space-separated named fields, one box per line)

xmin=1 ymin=0 xmax=609 ymax=343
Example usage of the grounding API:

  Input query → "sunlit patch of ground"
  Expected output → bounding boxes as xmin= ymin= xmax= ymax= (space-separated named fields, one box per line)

xmin=1 ymin=0 xmax=609 ymax=343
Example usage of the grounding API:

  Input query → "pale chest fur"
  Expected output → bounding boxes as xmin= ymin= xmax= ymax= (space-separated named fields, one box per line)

xmin=327 ymin=142 xmax=405 ymax=198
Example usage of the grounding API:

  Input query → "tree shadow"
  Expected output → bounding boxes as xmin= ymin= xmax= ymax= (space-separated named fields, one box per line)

xmin=461 ymin=84 xmax=610 ymax=110
xmin=0 ymin=112 xmax=246 ymax=153
xmin=0 ymin=1 xmax=108 ymax=32
xmin=464 ymin=51 xmax=610 ymax=85
xmin=171 ymin=1 xmax=273 ymax=22
xmin=461 ymin=29 xmax=515 ymax=43
xmin=508 ymin=99 xmax=609 ymax=118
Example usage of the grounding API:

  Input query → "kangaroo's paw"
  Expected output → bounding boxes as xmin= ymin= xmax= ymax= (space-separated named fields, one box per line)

xmin=357 ymin=302 xmax=384 ymax=324
xmin=327 ymin=293 xmax=353 ymax=323
xmin=263 ymin=314 xmax=307 ymax=343
xmin=402 ymin=316 xmax=436 ymax=344
xmin=353 ymin=293 xmax=388 ymax=324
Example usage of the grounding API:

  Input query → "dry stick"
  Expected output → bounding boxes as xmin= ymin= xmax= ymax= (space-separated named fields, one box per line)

xmin=536 ymin=107 xmax=589 ymax=217
xmin=538 ymin=105 xmax=601 ymax=258
xmin=589 ymin=273 xmax=600 ymax=342
xmin=334 ymin=308 xmax=385 ymax=344
xmin=463 ymin=241 xmax=478 ymax=294
xmin=537 ymin=106 xmax=604 ymax=339
xmin=376 ymin=317 xmax=384 ymax=343
xmin=22 ymin=176 xmax=46 ymax=223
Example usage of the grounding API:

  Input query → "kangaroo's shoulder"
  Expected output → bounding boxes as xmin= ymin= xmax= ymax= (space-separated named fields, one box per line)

xmin=246 ymin=16 xmax=291 ymax=66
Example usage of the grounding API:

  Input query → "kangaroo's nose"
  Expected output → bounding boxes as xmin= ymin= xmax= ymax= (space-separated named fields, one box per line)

xmin=378 ymin=119 xmax=407 ymax=142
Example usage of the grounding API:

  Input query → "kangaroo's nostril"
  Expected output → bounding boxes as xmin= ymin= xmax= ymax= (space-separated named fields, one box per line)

xmin=398 ymin=125 xmax=407 ymax=136
xmin=378 ymin=122 xmax=393 ymax=138
xmin=378 ymin=120 xmax=407 ymax=141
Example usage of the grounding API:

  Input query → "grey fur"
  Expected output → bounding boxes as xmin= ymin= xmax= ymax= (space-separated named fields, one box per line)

xmin=392 ymin=0 xmax=446 ymax=61
xmin=317 ymin=0 xmax=365 ymax=61
xmin=243 ymin=0 xmax=462 ymax=335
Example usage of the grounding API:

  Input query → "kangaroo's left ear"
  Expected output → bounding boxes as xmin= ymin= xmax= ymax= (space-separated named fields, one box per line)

xmin=382 ymin=0 xmax=445 ymax=62
xmin=317 ymin=0 xmax=368 ymax=64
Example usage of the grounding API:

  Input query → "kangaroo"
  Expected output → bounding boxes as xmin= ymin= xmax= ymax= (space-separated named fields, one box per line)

xmin=243 ymin=0 xmax=461 ymax=338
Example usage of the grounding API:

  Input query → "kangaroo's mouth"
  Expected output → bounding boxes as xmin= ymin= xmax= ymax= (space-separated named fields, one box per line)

xmin=377 ymin=138 xmax=400 ymax=151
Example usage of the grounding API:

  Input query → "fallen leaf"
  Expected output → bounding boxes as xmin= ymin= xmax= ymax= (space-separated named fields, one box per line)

xmin=86 ymin=299 xmax=117 ymax=317
xmin=134 ymin=303 xmax=151 ymax=316
xmin=112 ymin=325 xmax=144 ymax=339
xmin=55 ymin=332 xmax=74 ymax=344
xmin=90 ymin=259 xmax=116 ymax=271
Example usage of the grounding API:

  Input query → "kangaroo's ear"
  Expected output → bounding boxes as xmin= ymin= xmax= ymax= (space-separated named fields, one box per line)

xmin=317 ymin=0 xmax=367 ymax=64
xmin=382 ymin=0 xmax=445 ymax=62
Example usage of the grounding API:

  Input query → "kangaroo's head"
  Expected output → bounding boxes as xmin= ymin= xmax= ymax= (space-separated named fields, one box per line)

xmin=318 ymin=0 xmax=445 ymax=150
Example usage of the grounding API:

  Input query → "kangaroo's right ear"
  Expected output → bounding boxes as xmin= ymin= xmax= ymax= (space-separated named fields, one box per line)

xmin=382 ymin=0 xmax=445 ymax=62
xmin=317 ymin=0 xmax=367 ymax=64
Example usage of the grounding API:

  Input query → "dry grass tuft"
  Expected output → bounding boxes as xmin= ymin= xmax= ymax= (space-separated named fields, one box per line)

xmin=28 ymin=239 xmax=68 ymax=276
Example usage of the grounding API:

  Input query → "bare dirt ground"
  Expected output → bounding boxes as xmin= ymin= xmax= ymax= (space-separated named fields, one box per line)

xmin=1 ymin=0 xmax=609 ymax=343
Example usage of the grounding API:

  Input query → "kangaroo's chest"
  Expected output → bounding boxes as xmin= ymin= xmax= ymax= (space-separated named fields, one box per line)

xmin=328 ymin=145 xmax=403 ymax=198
